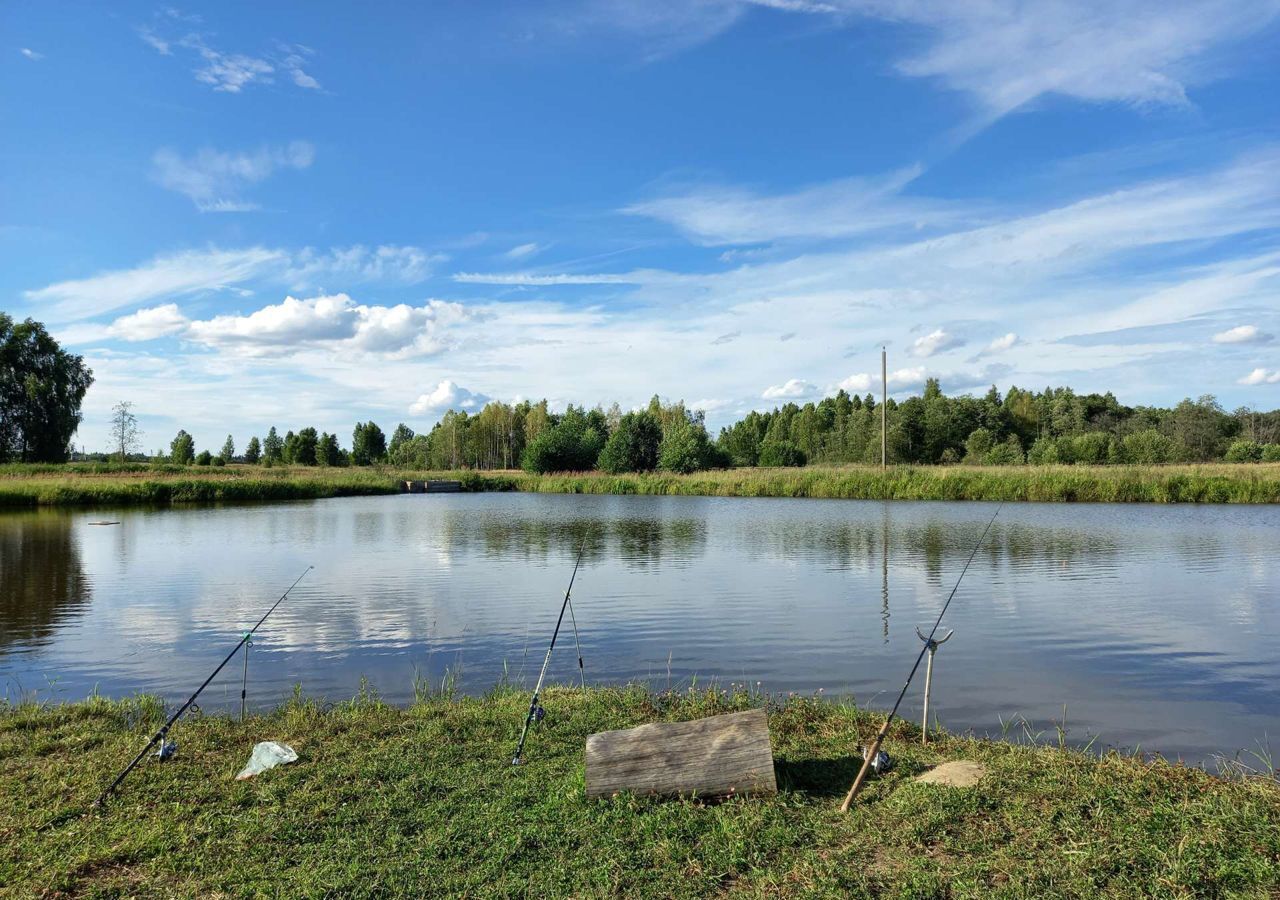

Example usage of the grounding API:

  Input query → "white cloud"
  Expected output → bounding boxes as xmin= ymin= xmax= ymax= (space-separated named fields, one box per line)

xmin=284 ymin=245 xmax=442 ymax=290
xmin=505 ymin=242 xmax=543 ymax=260
xmin=838 ymin=366 xmax=929 ymax=393
xmin=410 ymin=380 xmax=490 ymax=415
xmin=1238 ymin=367 xmax=1280 ymax=385
xmin=1213 ymin=324 xmax=1273 ymax=344
xmin=762 ymin=378 xmax=818 ymax=399
xmin=107 ymin=304 xmax=190 ymax=341
xmin=984 ymin=332 xmax=1019 ymax=354
xmin=576 ymin=1 xmax=1280 ymax=119
xmin=23 ymin=244 xmax=440 ymax=323
xmin=911 ymin=328 xmax=963 ymax=357
xmin=452 ymin=270 xmax=663 ymax=286
xmin=137 ymin=27 xmax=171 ymax=55
xmin=151 ymin=142 xmax=315 ymax=212
xmin=625 ymin=165 xmax=958 ymax=244
xmin=279 ymin=45 xmax=321 ymax=89
xmin=24 ymin=247 xmax=285 ymax=321
xmin=184 ymin=294 xmax=467 ymax=357
xmin=187 ymin=39 xmax=274 ymax=93
xmin=20 ymin=47 xmax=43 ymax=61
xmin=140 ymin=31 xmax=321 ymax=94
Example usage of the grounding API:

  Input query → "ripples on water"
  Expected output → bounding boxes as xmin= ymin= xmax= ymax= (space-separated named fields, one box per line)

xmin=1 ymin=494 xmax=1277 ymax=766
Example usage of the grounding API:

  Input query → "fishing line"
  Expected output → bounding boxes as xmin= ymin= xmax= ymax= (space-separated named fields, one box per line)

xmin=840 ymin=503 xmax=1002 ymax=811
xmin=93 ymin=566 xmax=314 ymax=807
xmin=512 ymin=534 xmax=590 ymax=766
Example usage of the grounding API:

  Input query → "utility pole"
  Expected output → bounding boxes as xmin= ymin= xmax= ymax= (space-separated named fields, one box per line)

xmin=881 ymin=346 xmax=887 ymax=470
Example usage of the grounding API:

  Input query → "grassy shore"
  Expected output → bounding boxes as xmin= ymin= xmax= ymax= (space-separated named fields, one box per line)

xmin=3 ymin=461 xmax=1280 ymax=507
xmin=2 ymin=687 xmax=1277 ymax=898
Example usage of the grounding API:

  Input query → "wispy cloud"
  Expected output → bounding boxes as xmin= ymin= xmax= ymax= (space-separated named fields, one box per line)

xmin=138 ymin=26 xmax=322 ymax=94
xmin=570 ymin=1 xmax=1279 ymax=121
xmin=504 ymin=242 xmax=543 ymax=260
xmin=453 ymin=270 xmax=664 ymax=286
xmin=19 ymin=47 xmax=43 ymax=61
xmin=151 ymin=142 xmax=315 ymax=212
xmin=625 ymin=165 xmax=955 ymax=245
xmin=25 ymin=244 xmax=440 ymax=323
xmin=711 ymin=330 xmax=741 ymax=346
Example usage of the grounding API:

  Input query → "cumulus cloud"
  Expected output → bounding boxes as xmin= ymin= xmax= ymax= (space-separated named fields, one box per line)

xmin=20 ymin=47 xmax=43 ymax=61
xmin=1213 ymin=324 xmax=1273 ymax=344
xmin=837 ymin=366 xmax=928 ymax=393
xmin=762 ymin=378 xmax=818 ymax=400
xmin=151 ymin=142 xmax=315 ymax=212
xmin=106 ymin=304 xmax=190 ymax=341
xmin=184 ymin=294 xmax=467 ymax=357
xmin=1238 ymin=367 xmax=1280 ymax=385
xmin=410 ymin=380 xmax=490 ymax=415
xmin=911 ymin=328 xmax=963 ymax=357
xmin=984 ymin=332 xmax=1019 ymax=353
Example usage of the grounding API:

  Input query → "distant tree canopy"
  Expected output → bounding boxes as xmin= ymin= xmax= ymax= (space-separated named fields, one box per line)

xmin=170 ymin=429 xmax=196 ymax=465
xmin=0 ymin=314 xmax=94 ymax=462
xmin=147 ymin=381 xmax=1280 ymax=473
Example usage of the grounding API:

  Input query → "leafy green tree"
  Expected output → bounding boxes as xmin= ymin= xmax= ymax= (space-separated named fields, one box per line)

xmin=244 ymin=436 xmax=262 ymax=464
xmin=1262 ymin=444 xmax=1280 ymax=462
xmin=388 ymin=423 xmax=415 ymax=462
xmin=316 ymin=431 xmax=341 ymax=466
xmin=352 ymin=421 xmax=387 ymax=465
xmin=219 ymin=434 xmax=235 ymax=463
xmin=985 ymin=435 xmax=1024 ymax=465
xmin=758 ymin=440 xmax=806 ymax=467
xmin=521 ymin=406 xmax=604 ymax=473
xmin=170 ymin=429 xmax=196 ymax=464
xmin=963 ymin=427 xmax=995 ymax=464
xmin=195 ymin=450 xmax=213 ymax=466
xmin=598 ymin=411 xmax=662 ymax=473
xmin=1225 ymin=440 xmax=1263 ymax=463
xmin=0 ymin=314 xmax=94 ymax=462
xmin=1120 ymin=430 xmax=1172 ymax=464
xmin=262 ymin=427 xmax=284 ymax=463
xmin=282 ymin=430 xmax=298 ymax=464
xmin=658 ymin=419 xmax=721 ymax=473
xmin=293 ymin=428 xmax=318 ymax=466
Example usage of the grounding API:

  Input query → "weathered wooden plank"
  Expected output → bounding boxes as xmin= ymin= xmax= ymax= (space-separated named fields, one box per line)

xmin=585 ymin=709 xmax=776 ymax=800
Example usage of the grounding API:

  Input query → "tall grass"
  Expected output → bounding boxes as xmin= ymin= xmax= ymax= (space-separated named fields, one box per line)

xmin=1 ymin=462 xmax=1278 ymax=507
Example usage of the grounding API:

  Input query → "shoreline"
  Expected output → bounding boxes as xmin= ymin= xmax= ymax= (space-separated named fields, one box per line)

xmin=3 ymin=462 xmax=1280 ymax=508
xmin=3 ymin=687 xmax=1276 ymax=897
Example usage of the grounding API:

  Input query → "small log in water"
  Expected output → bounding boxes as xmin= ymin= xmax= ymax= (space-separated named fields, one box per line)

xmin=585 ymin=709 xmax=776 ymax=800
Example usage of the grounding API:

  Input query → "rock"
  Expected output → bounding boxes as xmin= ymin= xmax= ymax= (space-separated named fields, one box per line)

xmin=915 ymin=760 xmax=987 ymax=787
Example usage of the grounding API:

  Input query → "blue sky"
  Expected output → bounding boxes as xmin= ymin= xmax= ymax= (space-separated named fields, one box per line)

xmin=5 ymin=0 xmax=1280 ymax=452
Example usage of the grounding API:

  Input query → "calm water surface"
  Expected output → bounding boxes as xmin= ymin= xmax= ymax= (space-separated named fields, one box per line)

xmin=2 ymin=494 xmax=1277 ymax=766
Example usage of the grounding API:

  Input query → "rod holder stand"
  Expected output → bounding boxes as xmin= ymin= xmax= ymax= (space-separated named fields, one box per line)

xmin=915 ymin=627 xmax=953 ymax=744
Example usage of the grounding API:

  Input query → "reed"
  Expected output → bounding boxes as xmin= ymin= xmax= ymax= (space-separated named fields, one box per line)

xmin=2 ymin=462 xmax=1278 ymax=507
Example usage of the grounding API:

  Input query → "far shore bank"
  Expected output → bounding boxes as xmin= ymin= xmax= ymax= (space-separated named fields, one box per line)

xmin=2 ymin=461 xmax=1280 ymax=508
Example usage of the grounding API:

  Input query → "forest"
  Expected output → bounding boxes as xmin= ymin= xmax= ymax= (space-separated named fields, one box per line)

xmin=165 ymin=381 xmax=1280 ymax=474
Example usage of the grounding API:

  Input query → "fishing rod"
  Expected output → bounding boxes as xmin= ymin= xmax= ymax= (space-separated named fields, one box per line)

xmin=93 ymin=566 xmax=314 ymax=807
xmin=512 ymin=535 xmax=589 ymax=766
xmin=840 ymin=504 xmax=1002 ymax=811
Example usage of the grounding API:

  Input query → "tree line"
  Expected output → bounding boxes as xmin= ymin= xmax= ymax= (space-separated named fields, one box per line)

xmin=159 ymin=382 xmax=1280 ymax=473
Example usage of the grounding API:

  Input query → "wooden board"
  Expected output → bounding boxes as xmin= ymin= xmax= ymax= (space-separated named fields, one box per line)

xmin=585 ymin=709 xmax=776 ymax=800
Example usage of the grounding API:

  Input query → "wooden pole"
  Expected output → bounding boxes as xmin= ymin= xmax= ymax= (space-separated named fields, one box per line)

xmin=915 ymin=627 xmax=953 ymax=744
xmin=881 ymin=347 xmax=887 ymax=469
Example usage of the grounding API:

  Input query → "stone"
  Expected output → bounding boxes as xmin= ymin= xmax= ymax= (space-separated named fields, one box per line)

xmin=915 ymin=760 xmax=988 ymax=787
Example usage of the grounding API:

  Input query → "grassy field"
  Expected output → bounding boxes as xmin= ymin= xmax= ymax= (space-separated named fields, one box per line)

xmin=3 ymin=461 xmax=1280 ymax=507
xmin=2 ymin=687 xmax=1277 ymax=898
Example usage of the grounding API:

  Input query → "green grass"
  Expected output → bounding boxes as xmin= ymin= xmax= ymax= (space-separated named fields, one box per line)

xmin=2 ymin=687 xmax=1276 ymax=898
xmin=2 ymin=462 xmax=1279 ymax=508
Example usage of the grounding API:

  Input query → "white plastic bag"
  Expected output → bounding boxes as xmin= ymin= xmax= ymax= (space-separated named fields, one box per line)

xmin=235 ymin=741 xmax=298 ymax=780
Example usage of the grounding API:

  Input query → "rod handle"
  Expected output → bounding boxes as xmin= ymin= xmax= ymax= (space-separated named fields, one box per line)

xmin=840 ymin=726 xmax=888 ymax=812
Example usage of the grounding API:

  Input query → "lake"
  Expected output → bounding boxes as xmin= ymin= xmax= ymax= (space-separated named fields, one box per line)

xmin=2 ymin=493 xmax=1277 ymax=767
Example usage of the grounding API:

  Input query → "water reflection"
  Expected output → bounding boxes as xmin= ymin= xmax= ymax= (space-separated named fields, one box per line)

xmin=0 ymin=512 xmax=91 ymax=651
xmin=0 ymin=495 xmax=1276 ymax=767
